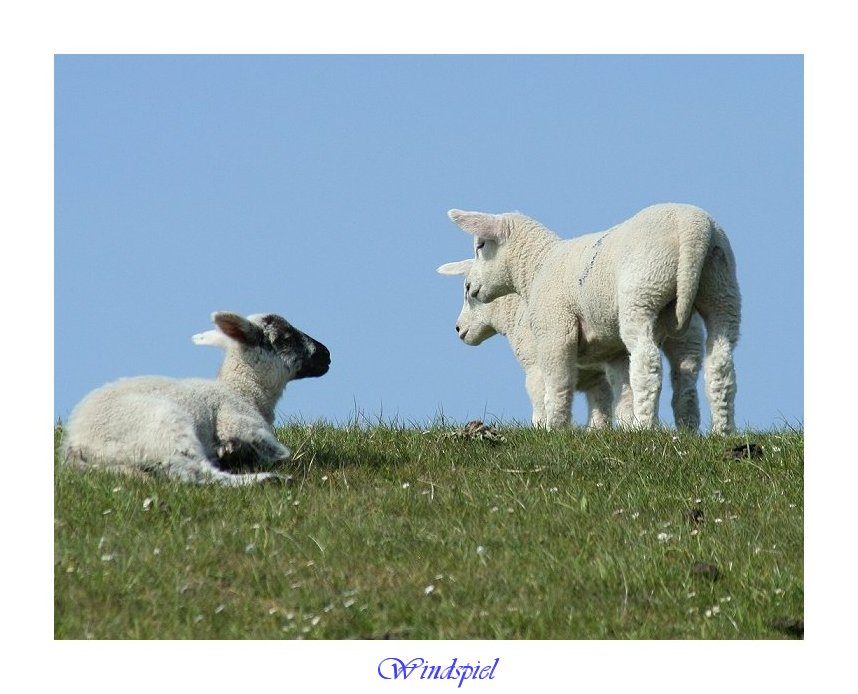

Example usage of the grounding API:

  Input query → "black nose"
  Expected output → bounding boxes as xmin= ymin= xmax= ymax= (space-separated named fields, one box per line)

xmin=315 ymin=342 xmax=331 ymax=365
xmin=297 ymin=339 xmax=331 ymax=378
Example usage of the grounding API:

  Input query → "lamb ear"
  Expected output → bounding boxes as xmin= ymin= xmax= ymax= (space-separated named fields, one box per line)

xmin=211 ymin=311 xmax=259 ymax=346
xmin=437 ymin=259 xmax=474 ymax=276
xmin=448 ymin=209 xmax=506 ymax=240
xmin=192 ymin=329 xmax=231 ymax=348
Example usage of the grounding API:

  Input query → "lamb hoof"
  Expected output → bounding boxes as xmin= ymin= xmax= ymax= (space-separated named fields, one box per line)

xmin=217 ymin=438 xmax=239 ymax=459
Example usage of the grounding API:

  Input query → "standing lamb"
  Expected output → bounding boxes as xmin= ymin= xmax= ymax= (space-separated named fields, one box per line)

xmin=447 ymin=203 xmax=740 ymax=434
xmin=437 ymin=258 xmax=705 ymax=430
xmin=438 ymin=259 xmax=615 ymax=428
xmin=61 ymin=311 xmax=331 ymax=485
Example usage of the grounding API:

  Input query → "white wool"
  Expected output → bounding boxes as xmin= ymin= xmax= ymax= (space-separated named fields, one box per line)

xmin=448 ymin=203 xmax=740 ymax=434
xmin=60 ymin=311 xmax=330 ymax=486
xmin=438 ymin=258 xmax=706 ymax=430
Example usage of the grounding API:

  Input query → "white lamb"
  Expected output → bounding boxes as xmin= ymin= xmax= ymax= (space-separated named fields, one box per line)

xmin=447 ymin=203 xmax=741 ymax=434
xmin=437 ymin=258 xmax=706 ymax=430
xmin=61 ymin=311 xmax=331 ymax=485
xmin=439 ymin=259 xmax=614 ymax=427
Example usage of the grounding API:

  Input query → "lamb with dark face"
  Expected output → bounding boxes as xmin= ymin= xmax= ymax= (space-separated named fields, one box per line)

xmin=255 ymin=313 xmax=331 ymax=380
xmin=60 ymin=310 xmax=332 ymax=486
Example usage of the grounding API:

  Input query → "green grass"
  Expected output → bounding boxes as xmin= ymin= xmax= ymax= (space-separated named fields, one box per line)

xmin=54 ymin=422 xmax=803 ymax=639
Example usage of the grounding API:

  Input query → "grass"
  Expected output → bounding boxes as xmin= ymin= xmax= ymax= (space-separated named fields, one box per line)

xmin=54 ymin=421 xmax=803 ymax=639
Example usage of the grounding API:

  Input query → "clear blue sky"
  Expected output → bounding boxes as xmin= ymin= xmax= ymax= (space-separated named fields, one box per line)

xmin=55 ymin=55 xmax=803 ymax=430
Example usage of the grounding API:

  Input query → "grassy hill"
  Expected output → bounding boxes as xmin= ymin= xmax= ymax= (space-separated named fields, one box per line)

xmin=54 ymin=422 xmax=803 ymax=639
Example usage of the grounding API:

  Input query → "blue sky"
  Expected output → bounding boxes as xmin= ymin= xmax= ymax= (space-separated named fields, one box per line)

xmin=55 ymin=55 xmax=802 ymax=430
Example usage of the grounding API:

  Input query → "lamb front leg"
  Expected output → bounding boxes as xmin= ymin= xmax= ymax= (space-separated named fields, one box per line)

xmin=663 ymin=314 xmax=703 ymax=431
xmin=524 ymin=366 xmax=547 ymax=428
xmin=536 ymin=339 xmax=578 ymax=431
xmin=604 ymin=355 xmax=634 ymax=429
xmin=584 ymin=375 xmax=613 ymax=429
xmin=216 ymin=416 xmax=292 ymax=471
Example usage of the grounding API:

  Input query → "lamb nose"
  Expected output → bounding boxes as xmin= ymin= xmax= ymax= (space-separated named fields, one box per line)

xmin=455 ymin=324 xmax=460 ymax=334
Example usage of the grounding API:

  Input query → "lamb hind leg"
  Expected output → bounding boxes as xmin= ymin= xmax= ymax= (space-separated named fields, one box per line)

xmin=163 ymin=450 xmax=279 ymax=486
xmin=621 ymin=322 xmax=663 ymax=429
xmin=695 ymin=239 xmax=741 ymax=435
xmin=701 ymin=313 xmax=739 ymax=435
xmin=662 ymin=313 xmax=704 ymax=431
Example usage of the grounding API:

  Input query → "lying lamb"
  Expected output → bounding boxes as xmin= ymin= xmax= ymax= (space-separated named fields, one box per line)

xmin=61 ymin=311 xmax=331 ymax=485
xmin=448 ymin=203 xmax=740 ymax=434
xmin=437 ymin=258 xmax=705 ymax=430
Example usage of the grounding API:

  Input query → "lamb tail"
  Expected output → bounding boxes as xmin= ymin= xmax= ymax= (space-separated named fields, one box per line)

xmin=674 ymin=211 xmax=712 ymax=331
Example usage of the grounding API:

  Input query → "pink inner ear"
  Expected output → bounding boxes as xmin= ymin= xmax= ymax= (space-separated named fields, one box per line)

xmin=450 ymin=210 xmax=504 ymax=240
xmin=215 ymin=315 xmax=251 ymax=344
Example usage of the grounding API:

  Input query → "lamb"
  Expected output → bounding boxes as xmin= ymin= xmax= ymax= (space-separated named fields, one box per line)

xmin=447 ymin=203 xmax=740 ymax=434
xmin=437 ymin=258 xmax=706 ymax=430
xmin=60 ymin=311 xmax=331 ymax=485
xmin=438 ymin=259 xmax=614 ymax=428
